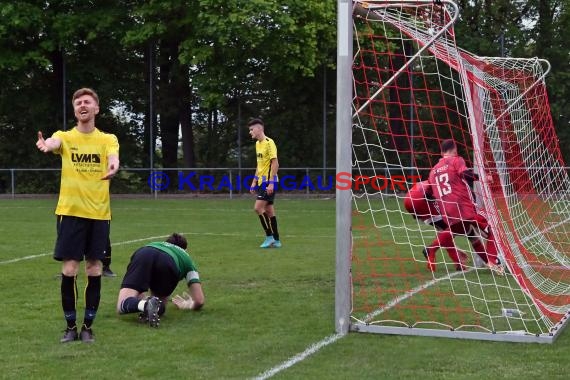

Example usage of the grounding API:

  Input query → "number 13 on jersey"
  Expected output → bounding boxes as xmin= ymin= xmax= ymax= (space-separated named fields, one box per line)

xmin=435 ymin=173 xmax=452 ymax=197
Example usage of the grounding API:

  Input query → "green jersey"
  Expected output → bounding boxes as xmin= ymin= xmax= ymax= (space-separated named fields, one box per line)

xmin=146 ymin=241 xmax=200 ymax=285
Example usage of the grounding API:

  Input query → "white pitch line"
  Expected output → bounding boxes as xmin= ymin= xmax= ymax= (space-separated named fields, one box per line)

xmin=0 ymin=231 xmax=337 ymax=265
xmin=0 ymin=235 xmax=173 ymax=265
xmin=0 ymin=233 xmax=199 ymax=265
xmin=0 ymin=252 xmax=53 ymax=265
xmin=252 ymin=333 xmax=344 ymax=380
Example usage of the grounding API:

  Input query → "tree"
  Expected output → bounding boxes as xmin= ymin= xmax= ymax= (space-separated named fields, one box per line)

xmin=0 ymin=1 xmax=146 ymax=172
xmin=120 ymin=0 xmax=336 ymax=177
xmin=183 ymin=0 xmax=337 ymax=169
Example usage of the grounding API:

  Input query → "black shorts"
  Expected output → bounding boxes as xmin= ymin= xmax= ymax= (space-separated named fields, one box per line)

xmin=120 ymin=247 xmax=179 ymax=298
xmin=54 ymin=215 xmax=110 ymax=262
xmin=256 ymin=183 xmax=277 ymax=204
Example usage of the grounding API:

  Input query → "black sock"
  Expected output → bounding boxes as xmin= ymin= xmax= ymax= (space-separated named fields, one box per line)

xmin=83 ymin=275 xmax=101 ymax=328
xmin=270 ymin=216 xmax=280 ymax=241
xmin=61 ymin=274 xmax=77 ymax=329
xmin=119 ymin=296 xmax=141 ymax=314
xmin=258 ymin=214 xmax=272 ymax=236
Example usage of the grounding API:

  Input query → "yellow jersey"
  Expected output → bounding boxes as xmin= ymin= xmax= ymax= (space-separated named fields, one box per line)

xmin=52 ymin=127 xmax=119 ymax=220
xmin=255 ymin=137 xmax=278 ymax=185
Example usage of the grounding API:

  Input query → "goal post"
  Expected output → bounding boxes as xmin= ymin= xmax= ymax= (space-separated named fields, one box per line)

xmin=335 ymin=0 xmax=353 ymax=335
xmin=335 ymin=0 xmax=570 ymax=343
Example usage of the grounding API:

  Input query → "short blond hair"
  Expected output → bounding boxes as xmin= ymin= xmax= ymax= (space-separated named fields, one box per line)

xmin=72 ymin=88 xmax=99 ymax=105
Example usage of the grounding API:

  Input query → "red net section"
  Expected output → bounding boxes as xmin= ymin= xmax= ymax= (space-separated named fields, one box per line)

xmin=462 ymin=54 xmax=570 ymax=320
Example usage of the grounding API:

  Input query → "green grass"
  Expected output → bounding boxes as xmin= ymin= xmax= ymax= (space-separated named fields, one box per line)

xmin=0 ymin=197 xmax=569 ymax=379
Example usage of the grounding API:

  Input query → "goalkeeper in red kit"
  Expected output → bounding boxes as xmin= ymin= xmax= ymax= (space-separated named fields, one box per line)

xmin=403 ymin=180 xmax=469 ymax=271
xmin=428 ymin=139 xmax=503 ymax=274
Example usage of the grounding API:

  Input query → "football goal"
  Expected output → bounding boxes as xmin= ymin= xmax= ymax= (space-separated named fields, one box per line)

xmin=335 ymin=0 xmax=570 ymax=343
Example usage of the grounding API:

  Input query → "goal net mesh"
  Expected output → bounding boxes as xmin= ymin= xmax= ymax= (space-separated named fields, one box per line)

xmin=350 ymin=0 xmax=570 ymax=339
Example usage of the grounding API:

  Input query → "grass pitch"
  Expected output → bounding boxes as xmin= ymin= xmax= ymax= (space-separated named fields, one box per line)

xmin=0 ymin=197 xmax=568 ymax=379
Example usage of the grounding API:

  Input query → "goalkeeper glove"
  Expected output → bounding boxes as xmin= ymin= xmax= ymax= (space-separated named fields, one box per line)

xmin=172 ymin=292 xmax=195 ymax=310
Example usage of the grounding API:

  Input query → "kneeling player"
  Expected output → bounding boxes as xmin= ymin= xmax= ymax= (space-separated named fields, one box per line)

xmin=116 ymin=233 xmax=204 ymax=327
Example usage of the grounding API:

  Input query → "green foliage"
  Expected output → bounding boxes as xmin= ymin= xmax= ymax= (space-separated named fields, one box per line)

xmin=0 ymin=0 xmax=567 ymax=170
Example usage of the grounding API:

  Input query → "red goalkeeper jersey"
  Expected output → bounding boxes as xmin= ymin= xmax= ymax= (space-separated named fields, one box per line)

xmin=428 ymin=155 xmax=477 ymax=226
xmin=403 ymin=180 xmax=440 ymax=221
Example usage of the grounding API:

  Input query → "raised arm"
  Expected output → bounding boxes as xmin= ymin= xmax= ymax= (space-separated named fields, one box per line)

xmin=460 ymin=168 xmax=479 ymax=186
xmin=461 ymin=168 xmax=493 ymax=186
xmin=36 ymin=131 xmax=62 ymax=153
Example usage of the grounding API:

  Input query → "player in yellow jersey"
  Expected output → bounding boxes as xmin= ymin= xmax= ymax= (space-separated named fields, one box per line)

xmin=36 ymin=88 xmax=119 ymax=343
xmin=248 ymin=118 xmax=282 ymax=248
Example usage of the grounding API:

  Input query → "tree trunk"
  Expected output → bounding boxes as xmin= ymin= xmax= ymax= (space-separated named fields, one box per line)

xmin=181 ymin=79 xmax=195 ymax=169
xmin=143 ymin=41 xmax=157 ymax=169
xmin=51 ymin=49 xmax=65 ymax=130
xmin=157 ymin=39 xmax=183 ymax=190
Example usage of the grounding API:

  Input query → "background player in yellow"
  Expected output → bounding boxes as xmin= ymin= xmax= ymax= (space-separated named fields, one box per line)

xmin=36 ymin=87 xmax=119 ymax=343
xmin=248 ymin=118 xmax=282 ymax=248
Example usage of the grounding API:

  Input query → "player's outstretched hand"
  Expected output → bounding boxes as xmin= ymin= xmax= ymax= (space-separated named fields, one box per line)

xmin=172 ymin=292 xmax=195 ymax=310
xmin=102 ymin=155 xmax=119 ymax=180
xmin=36 ymin=131 xmax=62 ymax=153
xmin=36 ymin=131 xmax=49 ymax=153
xmin=101 ymin=163 xmax=119 ymax=180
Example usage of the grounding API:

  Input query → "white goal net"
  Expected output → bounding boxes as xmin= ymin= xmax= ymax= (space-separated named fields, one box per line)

xmin=336 ymin=0 xmax=570 ymax=343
